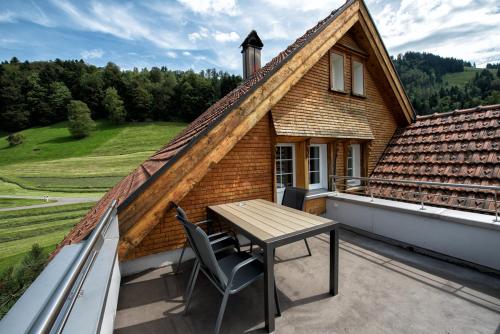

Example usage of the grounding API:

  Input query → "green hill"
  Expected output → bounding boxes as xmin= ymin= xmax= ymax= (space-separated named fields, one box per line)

xmin=442 ymin=67 xmax=496 ymax=88
xmin=0 ymin=121 xmax=186 ymax=195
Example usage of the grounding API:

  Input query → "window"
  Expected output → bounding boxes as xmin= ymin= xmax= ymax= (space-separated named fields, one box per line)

xmin=309 ymin=144 xmax=328 ymax=190
xmin=330 ymin=52 xmax=344 ymax=91
xmin=347 ymin=144 xmax=361 ymax=187
xmin=352 ymin=61 xmax=364 ymax=95
xmin=276 ymin=144 xmax=295 ymax=203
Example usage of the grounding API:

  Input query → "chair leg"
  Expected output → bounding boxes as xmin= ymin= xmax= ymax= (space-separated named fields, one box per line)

xmin=249 ymin=241 xmax=253 ymax=253
xmin=304 ymin=238 xmax=312 ymax=256
xmin=184 ymin=263 xmax=200 ymax=316
xmin=184 ymin=260 xmax=199 ymax=299
xmin=175 ymin=241 xmax=188 ymax=274
xmin=274 ymin=280 xmax=281 ymax=317
xmin=213 ymin=289 xmax=231 ymax=334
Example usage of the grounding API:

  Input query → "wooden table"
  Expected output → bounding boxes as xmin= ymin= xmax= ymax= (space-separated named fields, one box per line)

xmin=208 ymin=199 xmax=339 ymax=333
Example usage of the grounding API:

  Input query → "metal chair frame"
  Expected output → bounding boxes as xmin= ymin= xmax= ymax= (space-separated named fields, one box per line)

xmin=176 ymin=212 xmax=280 ymax=334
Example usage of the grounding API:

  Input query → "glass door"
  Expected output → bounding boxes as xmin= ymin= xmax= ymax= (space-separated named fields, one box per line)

xmin=275 ymin=144 xmax=295 ymax=204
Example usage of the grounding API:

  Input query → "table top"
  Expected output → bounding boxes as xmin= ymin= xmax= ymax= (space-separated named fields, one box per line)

xmin=208 ymin=199 xmax=336 ymax=243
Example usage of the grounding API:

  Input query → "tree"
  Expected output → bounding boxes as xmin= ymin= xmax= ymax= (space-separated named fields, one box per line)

xmin=7 ymin=132 xmax=25 ymax=146
xmin=48 ymin=82 xmax=72 ymax=121
xmin=103 ymin=87 xmax=126 ymax=124
xmin=67 ymin=100 xmax=95 ymax=138
xmin=497 ymin=67 xmax=500 ymax=78
xmin=0 ymin=244 xmax=47 ymax=318
xmin=78 ymin=71 xmax=104 ymax=118
xmin=25 ymin=73 xmax=52 ymax=126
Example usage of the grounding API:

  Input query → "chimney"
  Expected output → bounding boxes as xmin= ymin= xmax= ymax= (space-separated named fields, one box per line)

xmin=241 ymin=30 xmax=263 ymax=80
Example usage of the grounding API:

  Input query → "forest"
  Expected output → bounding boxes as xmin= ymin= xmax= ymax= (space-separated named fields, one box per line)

xmin=392 ymin=52 xmax=500 ymax=115
xmin=0 ymin=58 xmax=241 ymax=132
xmin=1 ymin=52 xmax=500 ymax=133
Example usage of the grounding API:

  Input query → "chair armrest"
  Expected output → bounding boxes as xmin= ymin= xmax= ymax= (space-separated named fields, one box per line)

xmin=208 ymin=231 xmax=228 ymax=240
xmin=227 ymin=256 xmax=260 ymax=286
xmin=209 ymin=235 xmax=233 ymax=245
xmin=194 ymin=219 xmax=214 ymax=226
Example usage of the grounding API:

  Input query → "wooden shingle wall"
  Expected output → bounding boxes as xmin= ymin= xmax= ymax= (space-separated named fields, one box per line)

xmin=126 ymin=117 xmax=273 ymax=260
xmin=273 ymin=30 xmax=399 ymax=181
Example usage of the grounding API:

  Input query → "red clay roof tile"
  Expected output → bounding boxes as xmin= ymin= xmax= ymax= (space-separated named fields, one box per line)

xmin=371 ymin=104 xmax=500 ymax=214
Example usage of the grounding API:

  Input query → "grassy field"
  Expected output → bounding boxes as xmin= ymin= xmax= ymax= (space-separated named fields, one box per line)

xmin=0 ymin=121 xmax=185 ymax=194
xmin=442 ymin=67 xmax=496 ymax=88
xmin=0 ymin=202 xmax=95 ymax=273
xmin=0 ymin=198 xmax=55 ymax=208
xmin=0 ymin=120 xmax=185 ymax=272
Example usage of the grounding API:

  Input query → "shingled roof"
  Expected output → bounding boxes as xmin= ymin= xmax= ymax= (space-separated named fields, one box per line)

xmin=54 ymin=1 xmax=358 ymax=253
xmin=370 ymin=105 xmax=500 ymax=214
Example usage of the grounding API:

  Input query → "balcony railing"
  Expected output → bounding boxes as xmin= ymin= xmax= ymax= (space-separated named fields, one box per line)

xmin=330 ymin=175 xmax=500 ymax=222
xmin=0 ymin=200 xmax=119 ymax=334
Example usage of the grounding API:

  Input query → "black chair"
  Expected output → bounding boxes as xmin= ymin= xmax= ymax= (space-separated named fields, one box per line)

xmin=174 ymin=205 xmax=239 ymax=275
xmin=176 ymin=209 xmax=281 ymax=334
xmin=282 ymin=187 xmax=312 ymax=256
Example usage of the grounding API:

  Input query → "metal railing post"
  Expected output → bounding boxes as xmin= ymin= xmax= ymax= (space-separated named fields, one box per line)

xmin=495 ymin=191 xmax=499 ymax=223
xmin=368 ymin=180 xmax=374 ymax=202
xmin=418 ymin=185 xmax=425 ymax=210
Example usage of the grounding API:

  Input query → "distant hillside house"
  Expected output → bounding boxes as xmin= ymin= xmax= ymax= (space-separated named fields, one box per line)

xmin=57 ymin=0 xmax=495 ymax=265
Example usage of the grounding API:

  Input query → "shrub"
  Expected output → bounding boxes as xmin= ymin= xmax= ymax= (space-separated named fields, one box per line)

xmin=67 ymin=100 xmax=95 ymax=138
xmin=7 ymin=132 xmax=25 ymax=146
xmin=103 ymin=87 xmax=126 ymax=124
xmin=0 ymin=244 xmax=47 ymax=319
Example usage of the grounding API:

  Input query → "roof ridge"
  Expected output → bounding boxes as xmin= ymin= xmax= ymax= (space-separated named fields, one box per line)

xmin=416 ymin=104 xmax=500 ymax=120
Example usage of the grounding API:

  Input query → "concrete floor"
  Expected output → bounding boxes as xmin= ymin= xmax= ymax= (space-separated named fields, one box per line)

xmin=115 ymin=230 xmax=500 ymax=334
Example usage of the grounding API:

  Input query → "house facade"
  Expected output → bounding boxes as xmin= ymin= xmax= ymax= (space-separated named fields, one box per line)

xmin=56 ymin=0 xmax=415 ymax=261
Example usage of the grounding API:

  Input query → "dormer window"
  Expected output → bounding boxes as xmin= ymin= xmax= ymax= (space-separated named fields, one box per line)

xmin=352 ymin=60 xmax=364 ymax=96
xmin=330 ymin=52 xmax=344 ymax=92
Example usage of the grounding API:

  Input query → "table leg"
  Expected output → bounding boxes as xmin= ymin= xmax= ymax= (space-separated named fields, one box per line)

xmin=330 ymin=227 xmax=339 ymax=296
xmin=264 ymin=245 xmax=275 ymax=333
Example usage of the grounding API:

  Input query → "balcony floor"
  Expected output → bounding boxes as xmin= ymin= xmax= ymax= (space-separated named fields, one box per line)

xmin=114 ymin=230 xmax=500 ymax=334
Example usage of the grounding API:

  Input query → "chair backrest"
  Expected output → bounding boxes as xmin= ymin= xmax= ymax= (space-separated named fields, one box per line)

xmin=282 ymin=187 xmax=307 ymax=210
xmin=175 ymin=207 xmax=228 ymax=288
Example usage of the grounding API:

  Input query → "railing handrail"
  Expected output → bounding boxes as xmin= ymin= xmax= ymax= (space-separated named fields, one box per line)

xmin=330 ymin=175 xmax=499 ymax=222
xmin=330 ymin=175 xmax=500 ymax=192
xmin=28 ymin=200 xmax=117 ymax=334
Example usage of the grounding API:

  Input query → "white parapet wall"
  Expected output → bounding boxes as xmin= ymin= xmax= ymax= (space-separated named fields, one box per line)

xmin=326 ymin=193 xmax=500 ymax=271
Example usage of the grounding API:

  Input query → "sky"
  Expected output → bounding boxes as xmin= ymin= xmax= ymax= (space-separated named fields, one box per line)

xmin=0 ymin=0 xmax=499 ymax=74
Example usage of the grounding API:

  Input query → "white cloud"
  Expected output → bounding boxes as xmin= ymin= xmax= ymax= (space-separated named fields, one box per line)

xmin=182 ymin=51 xmax=192 ymax=56
xmin=51 ymin=0 xmax=190 ymax=49
xmin=81 ymin=49 xmax=104 ymax=59
xmin=0 ymin=10 xmax=15 ymax=23
xmin=213 ymin=31 xmax=239 ymax=43
xmin=372 ymin=0 xmax=500 ymax=64
xmin=177 ymin=0 xmax=238 ymax=15
xmin=189 ymin=26 xmax=209 ymax=42
xmin=262 ymin=0 xmax=341 ymax=12
xmin=166 ymin=51 xmax=177 ymax=58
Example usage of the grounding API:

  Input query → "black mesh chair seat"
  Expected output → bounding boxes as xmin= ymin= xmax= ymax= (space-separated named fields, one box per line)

xmin=175 ymin=208 xmax=240 ymax=275
xmin=175 ymin=206 xmax=280 ymax=334
xmin=218 ymin=252 xmax=264 ymax=292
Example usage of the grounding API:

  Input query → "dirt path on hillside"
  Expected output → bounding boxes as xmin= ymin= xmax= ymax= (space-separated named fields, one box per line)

xmin=0 ymin=195 xmax=98 ymax=212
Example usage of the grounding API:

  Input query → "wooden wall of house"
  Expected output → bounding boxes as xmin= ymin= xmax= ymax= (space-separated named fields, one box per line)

xmin=273 ymin=30 xmax=399 ymax=187
xmin=125 ymin=117 xmax=274 ymax=260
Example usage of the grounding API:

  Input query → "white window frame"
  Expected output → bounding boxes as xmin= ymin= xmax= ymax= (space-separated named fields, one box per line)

xmin=347 ymin=144 xmax=361 ymax=187
xmin=276 ymin=143 xmax=296 ymax=203
xmin=308 ymin=144 xmax=328 ymax=190
xmin=352 ymin=60 xmax=364 ymax=96
xmin=330 ymin=52 xmax=345 ymax=92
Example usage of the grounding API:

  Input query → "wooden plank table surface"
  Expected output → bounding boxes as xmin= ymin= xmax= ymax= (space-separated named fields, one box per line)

xmin=208 ymin=199 xmax=339 ymax=333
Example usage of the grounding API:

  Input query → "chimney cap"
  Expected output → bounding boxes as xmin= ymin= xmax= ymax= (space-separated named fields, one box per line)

xmin=241 ymin=30 xmax=263 ymax=50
